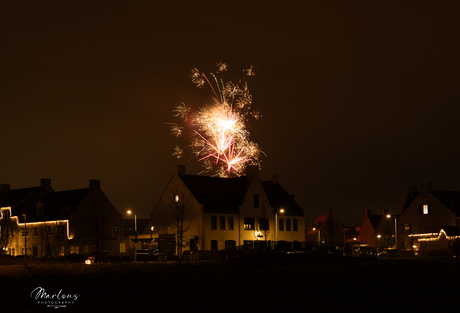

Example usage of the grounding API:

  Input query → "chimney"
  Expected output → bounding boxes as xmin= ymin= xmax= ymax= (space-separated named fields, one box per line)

xmin=1 ymin=184 xmax=10 ymax=193
xmin=408 ymin=185 xmax=418 ymax=199
xmin=267 ymin=173 xmax=279 ymax=184
xmin=41 ymin=178 xmax=51 ymax=189
xmin=420 ymin=181 xmax=433 ymax=194
xmin=246 ymin=165 xmax=259 ymax=180
xmin=90 ymin=179 xmax=101 ymax=190
xmin=365 ymin=209 xmax=371 ymax=217
xmin=173 ymin=164 xmax=186 ymax=177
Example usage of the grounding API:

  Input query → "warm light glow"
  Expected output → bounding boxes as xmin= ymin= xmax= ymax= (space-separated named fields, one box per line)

xmin=168 ymin=62 xmax=265 ymax=177
xmin=151 ymin=226 xmax=154 ymax=231
xmin=386 ymin=214 xmax=391 ymax=218
xmin=175 ymin=195 xmax=179 ymax=203
xmin=377 ymin=235 xmax=381 ymax=238
xmin=280 ymin=209 xmax=285 ymax=213
xmin=127 ymin=210 xmax=132 ymax=214
xmin=85 ymin=260 xmax=92 ymax=264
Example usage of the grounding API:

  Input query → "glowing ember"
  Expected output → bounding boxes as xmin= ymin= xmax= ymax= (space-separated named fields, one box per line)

xmin=168 ymin=62 xmax=265 ymax=177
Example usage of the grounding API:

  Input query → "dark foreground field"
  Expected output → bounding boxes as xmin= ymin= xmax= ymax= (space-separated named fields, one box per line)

xmin=1 ymin=254 xmax=459 ymax=312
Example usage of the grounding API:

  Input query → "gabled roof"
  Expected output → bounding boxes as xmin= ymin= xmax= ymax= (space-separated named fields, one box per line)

xmin=180 ymin=175 xmax=250 ymax=213
xmin=432 ymin=190 xmax=460 ymax=216
xmin=306 ymin=214 xmax=331 ymax=234
xmin=33 ymin=188 xmax=91 ymax=222
xmin=0 ymin=187 xmax=44 ymax=217
xmin=367 ymin=214 xmax=383 ymax=229
xmin=441 ymin=226 xmax=460 ymax=237
xmin=261 ymin=181 xmax=304 ymax=216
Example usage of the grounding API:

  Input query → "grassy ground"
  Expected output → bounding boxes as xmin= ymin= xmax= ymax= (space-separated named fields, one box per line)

xmin=1 ymin=253 xmax=459 ymax=312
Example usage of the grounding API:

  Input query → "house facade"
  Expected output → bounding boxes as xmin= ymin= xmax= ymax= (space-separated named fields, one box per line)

xmin=0 ymin=179 xmax=124 ymax=258
xmin=360 ymin=209 xmax=397 ymax=250
xmin=398 ymin=181 xmax=460 ymax=255
xmin=305 ymin=214 xmax=345 ymax=250
xmin=144 ymin=165 xmax=305 ymax=255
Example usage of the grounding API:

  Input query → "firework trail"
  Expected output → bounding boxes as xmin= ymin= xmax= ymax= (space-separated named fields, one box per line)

xmin=168 ymin=62 xmax=265 ymax=177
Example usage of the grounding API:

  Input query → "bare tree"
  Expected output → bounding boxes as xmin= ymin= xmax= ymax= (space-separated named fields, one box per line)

xmin=167 ymin=190 xmax=193 ymax=264
xmin=0 ymin=211 xmax=18 ymax=255
xmin=54 ymin=221 xmax=68 ymax=259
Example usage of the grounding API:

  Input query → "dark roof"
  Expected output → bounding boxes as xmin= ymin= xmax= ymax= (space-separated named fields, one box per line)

xmin=306 ymin=214 xmax=330 ymax=234
xmin=33 ymin=188 xmax=91 ymax=222
xmin=432 ymin=190 xmax=460 ymax=216
xmin=180 ymin=175 xmax=250 ymax=213
xmin=0 ymin=187 xmax=44 ymax=217
xmin=367 ymin=214 xmax=382 ymax=229
xmin=261 ymin=181 xmax=304 ymax=216
xmin=442 ymin=226 xmax=460 ymax=237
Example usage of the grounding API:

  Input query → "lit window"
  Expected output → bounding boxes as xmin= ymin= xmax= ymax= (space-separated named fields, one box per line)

xmin=422 ymin=204 xmax=430 ymax=215
xmin=244 ymin=217 xmax=255 ymax=230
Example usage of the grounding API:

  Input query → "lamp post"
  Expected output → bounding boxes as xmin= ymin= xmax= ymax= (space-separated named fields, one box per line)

xmin=274 ymin=208 xmax=285 ymax=250
xmin=127 ymin=210 xmax=137 ymax=261
xmin=150 ymin=226 xmax=154 ymax=250
xmin=386 ymin=214 xmax=397 ymax=249
xmin=22 ymin=214 xmax=26 ymax=266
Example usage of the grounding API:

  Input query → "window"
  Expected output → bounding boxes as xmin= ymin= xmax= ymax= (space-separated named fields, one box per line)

xmin=21 ymin=228 xmax=29 ymax=237
xmin=404 ymin=224 xmax=411 ymax=234
xmin=293 ymin=219 xmax=298 ymax=231
xmin=211 ymin=216 xmax=217 ymax=230
xmin=244 ymin=217 xmax=255 ymax=230
xmin=279 ymin=218 xmax=284 ymax=231
xmin=259 ymin=217 xmax=269 ymax=231
xmin=115 ymin=225 xmax=121 ymax=236
xmin=225 ymin=240 xmax=236 ymax=250
xmin=253 ymin=194 xmax=259 ymax=208
xmin=286 ymin=219 xmax=291 ymax=231
xmin=70 ymin=246 xmax=79 ymax=254
xmin=34 ymin=227 xmax=38 ymax=237
xmin=211 ymin=240 xmax=218 ymax=250
xmin=421 ymin=204 xmax=430 ymax=215
xmin=219 ymin=216 xmax=225 ymax=230
xmin=56 ymin=225 xmax=66 ymax=236
xmin=228 ymin=217 xmax=234 ymax=230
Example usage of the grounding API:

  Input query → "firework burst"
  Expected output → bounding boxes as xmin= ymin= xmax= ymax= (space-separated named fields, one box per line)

xmin=168 ymin=62 xmax=265 ymax=177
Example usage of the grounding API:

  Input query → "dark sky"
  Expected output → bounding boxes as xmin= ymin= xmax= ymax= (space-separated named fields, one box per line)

xmin=2 ymin=1 xmax=460 ymax=226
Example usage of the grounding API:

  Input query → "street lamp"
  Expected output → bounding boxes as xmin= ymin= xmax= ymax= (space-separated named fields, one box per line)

xmin=150 ymin=226 xmax=154 ymax=250
xmin=127 ymin=210 xmax=137 ymax=261
xmin=274 ymin=208 xmax=285 ymax=250
xmin=386 ymin=214 xmax=397 ymax=249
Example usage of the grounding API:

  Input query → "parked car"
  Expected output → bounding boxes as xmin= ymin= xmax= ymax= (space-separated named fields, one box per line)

xmin=378 ymin=248 xmax=398 ymax=258
xmin=135 ymin=249 xmax=168 ymax=261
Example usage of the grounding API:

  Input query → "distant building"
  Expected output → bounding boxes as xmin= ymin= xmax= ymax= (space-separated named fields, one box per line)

xmin=360 ymin=209 xmax=398 ymax=250
xmin=398 ymin=181 xmax=460 ymax=256
xmin=306 ymin=214 xmax=345 ymax=250
xmin=0 ymin=179 xmax=124 ymax=258
xmin=343 ymin=224 xmax=361 ymax=246
xmin=144 ymin=165 xmax=305 ymax=257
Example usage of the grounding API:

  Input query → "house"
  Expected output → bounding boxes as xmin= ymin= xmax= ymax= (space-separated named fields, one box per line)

xmin=398 ymin=181 xmax=460 ymax=255
xmin=343 ymin=224 xmax=361 ymax=246
xmin=143 ymin=165 xmax=305 ymax=257
xmin=0 ymin=179 xmax=124 ymax=258
xmin=305 ymin=214 xmax=345 ymax=250
xmin=360 ymin=209 xmax=398 ymax=250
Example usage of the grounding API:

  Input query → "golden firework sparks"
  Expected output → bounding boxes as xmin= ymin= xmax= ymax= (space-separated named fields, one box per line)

xmin=168 ymin=62 xmax=265 ymax=177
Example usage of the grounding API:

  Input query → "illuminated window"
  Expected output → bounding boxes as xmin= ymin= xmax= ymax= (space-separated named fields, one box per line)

xmin=293 ymin=219 xmax=298 ymax=231
xmin=228 ymin=217 xmax=234 ymax=230
xmin=70 ymin=246 xmax=79 ymax=254
xmin=404 ymin=224 xmax=411 ymax=234
xmin=286 ymin=219 xmax=291 ymax=231
xmin=421 ymin=204 xmax=430 ymax=215
xmin=279 ymin=218 xmax=284 ymax=231
xmin=211 ymin=216 xmax=217 ymax=230
xmin=244 ymin=217 xmax=255 ymax=230
xmin=219 ymin=216 xmax=225 ymax=230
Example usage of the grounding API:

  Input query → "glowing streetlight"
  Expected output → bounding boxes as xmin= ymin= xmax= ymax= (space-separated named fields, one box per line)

xmin=386 ymin=214 xmax=397 ymax=249
xmin=275 ymin=208 xmax=285 ymax=250
xmin=127 ymin=210 xmax=137 ymax=261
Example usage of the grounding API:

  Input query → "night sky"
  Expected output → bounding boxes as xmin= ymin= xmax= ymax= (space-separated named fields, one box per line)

xmin=2 ymin=1 xmax=460 ymax=226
